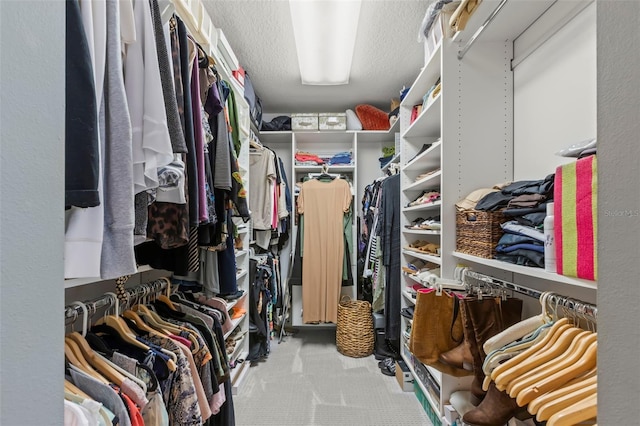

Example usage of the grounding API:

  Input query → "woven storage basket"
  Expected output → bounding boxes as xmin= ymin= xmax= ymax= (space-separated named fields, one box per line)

xmin=336 ymin=296 xmax=374 ymax=358
xmin=456 ymin=210 xmax=508 ymax=259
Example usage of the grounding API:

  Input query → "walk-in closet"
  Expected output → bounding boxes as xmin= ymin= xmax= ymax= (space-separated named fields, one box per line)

xmin=1 ymin=0 xmax=639 ymax=425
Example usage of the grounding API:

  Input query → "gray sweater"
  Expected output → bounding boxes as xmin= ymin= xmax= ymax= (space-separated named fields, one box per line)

xmin=100 ymin=0 xmax=137 ymax=279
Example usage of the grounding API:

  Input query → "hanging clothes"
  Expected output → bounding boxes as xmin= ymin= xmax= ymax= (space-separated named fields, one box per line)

xmin=378 ymin=173 xmax=401 ymax=343
xmin=297 ymin=178 xmax=352 ymax=323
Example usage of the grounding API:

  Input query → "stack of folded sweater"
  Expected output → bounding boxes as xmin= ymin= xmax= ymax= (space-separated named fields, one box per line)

xmin=328 ymin=151 xmax=352 ymax=166
xmin=472 ymin=175 xmax=555 ymax=267
xmin=295 ymin=151 xmax=324 ymax=165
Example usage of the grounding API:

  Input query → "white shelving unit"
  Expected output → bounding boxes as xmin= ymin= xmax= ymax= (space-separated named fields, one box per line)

xmin=398 ymin=2 xmax=599 ymax=423
xmin=257 ymin=122 xmax=400 ymax=326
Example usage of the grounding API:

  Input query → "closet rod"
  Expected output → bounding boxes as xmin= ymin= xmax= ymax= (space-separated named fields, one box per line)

xmin=457 ymin=0 xmax=509 ymax=60
xmin=462 ymin=269 xmax=597 ymax=319
xmin=64 ymin=278 xmax=169 ymax=320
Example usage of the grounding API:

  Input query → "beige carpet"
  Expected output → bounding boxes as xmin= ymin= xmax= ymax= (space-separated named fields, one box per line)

xmin=233 ymin=329 xmax=432 ymax=426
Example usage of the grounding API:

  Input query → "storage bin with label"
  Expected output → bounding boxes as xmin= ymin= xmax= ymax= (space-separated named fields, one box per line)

xmin=319 ymin=113 xmax=347 ymax=131
xmin=292 ymin=113 xmax=319 ymax=131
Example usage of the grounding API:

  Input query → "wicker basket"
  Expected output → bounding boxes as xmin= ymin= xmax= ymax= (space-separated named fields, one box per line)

xmin=456 ymin=210 xmax=508 ymax=259
xmin=336 ymin=296 xmax=374 ymax=358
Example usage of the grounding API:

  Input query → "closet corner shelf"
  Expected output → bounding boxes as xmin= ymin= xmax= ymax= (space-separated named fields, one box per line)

xmin=294 ymin=164 xmax=355 ymax=173
xmin=235 ymin=250 xmax=248 ymax=258
xmin=235 ymin=270 xmax=248 ymax=281
xmin=401 ymin=352 xmax=441 ymax=415
xmin=356 ymin=119 xmax=401 ymax=143
xmin=224 ymin=313 xmax=247 ymax=340
xmin=64 ymin=265 xmax=157 ymax=289
xmin=403 ymin=170 xmax=442 ymax=192
xmin=404 ymin=273 xmax=424 ymax=286
xmin=452 ymin=252 xmax=598 ymax=290
xmin=402 ymin=250 xmax=442 ymax=265
xmin=237 ymin=226 xmax=249 ymax=234
xmin=403 ymin=141 xmax=441 ymax=171
xmin=402 ymin=200 xmax=442 ymax=212
xmin=401 ymin=42 xmax=442 ymax=108
xmin=402 ymin=94 xmax=442 ymax=140
xmin=402 ymin=229 xmax=441 ymax=236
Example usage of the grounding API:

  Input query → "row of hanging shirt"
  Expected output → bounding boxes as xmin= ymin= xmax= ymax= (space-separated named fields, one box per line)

xmin=249 ymin=136 xmax=292 ymax=252
xmin=64 ymin=279 xmax=242 ymax=426
xmin=65 ymin=0 xmax=250 ymax=281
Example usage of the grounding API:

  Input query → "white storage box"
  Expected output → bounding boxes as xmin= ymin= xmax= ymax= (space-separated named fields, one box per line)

xmin=292 ymin=113 xmax=319 ymax=131
xmin=319 ymin=113 xmax=347 ymax=131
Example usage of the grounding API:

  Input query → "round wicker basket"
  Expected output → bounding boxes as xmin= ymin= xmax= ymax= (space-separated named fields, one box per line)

xmin=336 ymin=296 xmax=374 ymax=358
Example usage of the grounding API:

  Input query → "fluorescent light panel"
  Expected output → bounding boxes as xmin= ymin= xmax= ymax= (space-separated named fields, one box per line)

xmin=289 ymin=0 xmax=362 ymax=85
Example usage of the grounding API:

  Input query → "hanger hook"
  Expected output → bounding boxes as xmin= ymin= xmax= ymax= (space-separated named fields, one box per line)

xmin=104 ymin=292 xmax=119 ymax=316
xmin=69 ymin=301 xmax=89 ymax=337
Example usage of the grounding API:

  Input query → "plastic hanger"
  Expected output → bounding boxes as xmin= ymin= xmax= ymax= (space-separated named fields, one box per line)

xmin=546 ymin=392 xmax=597 ymax=426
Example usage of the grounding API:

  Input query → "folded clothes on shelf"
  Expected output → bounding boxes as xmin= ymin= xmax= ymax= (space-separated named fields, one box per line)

xmin=405 ymin=216 xmax=441 ymax=230
xmin=328 ymin=151 xmax=352 ymax=166
xmin=295 ymin=151 xmax=324 ymax=165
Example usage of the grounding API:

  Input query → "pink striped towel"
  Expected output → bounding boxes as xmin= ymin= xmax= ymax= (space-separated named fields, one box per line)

xmin=554 ymin=155 xmax=597 ymax=281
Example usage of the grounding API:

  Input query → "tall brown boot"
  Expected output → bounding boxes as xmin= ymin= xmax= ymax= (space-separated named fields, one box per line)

xmin=462 ymin=382 xmax=530 ymax=426
xmin=466 ymin=297 xmax=524 ymax=404
xmin=440 ymin=297 xmax=474 ymax=369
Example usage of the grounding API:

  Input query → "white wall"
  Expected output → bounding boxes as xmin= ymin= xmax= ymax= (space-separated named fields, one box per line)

xmin=513 ymin=3 xmax=596 ymax=181
xmin=0 ymin=1 xmax=65 ymax=424
xmin=597 ymin=1 xmax=640 ymax=423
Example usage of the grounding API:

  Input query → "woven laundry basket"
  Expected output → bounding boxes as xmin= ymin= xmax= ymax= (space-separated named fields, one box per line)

xmin=336 ymin=296 xmax=374 ymax=358
xmin=456 ymin=210 xmax=508 ymax=259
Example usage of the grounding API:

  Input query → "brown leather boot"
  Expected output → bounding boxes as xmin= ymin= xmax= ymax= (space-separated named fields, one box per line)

xmin=462 ymin=382 xmax=531 ymax=426
xmin=466 ymin=297 xmax=523 ymax=404
xmin=439 ymin=340 xmax=473 ymax=369
xmin=460 ymin=299 xmax=486 ymax=405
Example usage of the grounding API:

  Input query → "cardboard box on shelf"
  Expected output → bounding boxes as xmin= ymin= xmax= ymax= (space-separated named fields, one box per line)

xmin=395 ymin=359 xmax=414 ymax=392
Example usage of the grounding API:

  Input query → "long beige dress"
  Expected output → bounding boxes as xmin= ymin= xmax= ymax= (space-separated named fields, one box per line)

xmin=297 ymin=178 xmax=352 ymax=323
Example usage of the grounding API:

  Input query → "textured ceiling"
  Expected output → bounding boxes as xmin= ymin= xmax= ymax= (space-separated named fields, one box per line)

xmin=203 ymin=0 xmax=428 ymax=114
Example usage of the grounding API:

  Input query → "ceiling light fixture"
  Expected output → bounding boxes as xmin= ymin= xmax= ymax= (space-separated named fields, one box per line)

xmin=289 ymin=0 xmax=362 ymax=85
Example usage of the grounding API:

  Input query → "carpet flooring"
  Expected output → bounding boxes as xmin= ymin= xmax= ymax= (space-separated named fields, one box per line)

xmin=233 ymin=328 xmax=432 ymax=426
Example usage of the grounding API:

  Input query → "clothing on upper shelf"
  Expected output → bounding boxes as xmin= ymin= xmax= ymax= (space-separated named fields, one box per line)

xmin=64 ymin=1 xmax=250 ymax=279
xmin=294 ymin=151 xmax=324 ymax=165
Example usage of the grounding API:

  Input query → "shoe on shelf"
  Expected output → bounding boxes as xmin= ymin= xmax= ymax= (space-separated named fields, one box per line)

xmin=407 ymin=143 xmax=433 ymax=164
xmin=405 ymin=217 xmax=426 ymax=229
xmin=220 ymin=290 xmax=245 ymax=301
xmin=400 ymin=307 xmax=415 ymax=320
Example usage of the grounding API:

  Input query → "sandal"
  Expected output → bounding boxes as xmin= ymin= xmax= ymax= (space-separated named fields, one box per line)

xmin=405 ymin=217 xmax=426 ymax=229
